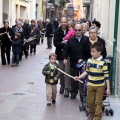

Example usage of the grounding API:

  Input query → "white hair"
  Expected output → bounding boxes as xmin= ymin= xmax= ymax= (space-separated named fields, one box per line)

xmin=89 ymin=26 xmax=98 ymax=33
xmin=17 ymin=21 xmax=22 ymax=25
xmin=46 ymin=19 xmax=50 ymax=22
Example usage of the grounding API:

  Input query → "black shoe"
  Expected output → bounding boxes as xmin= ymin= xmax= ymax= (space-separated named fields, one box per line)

xmin=46 ymin=47 xmax=49 ymax=49
xmin=59 ymin=87 xmax=64 ymax=94
xmin=70 ymin=94 xmax=76 ymax=99
xmin=34 ymin=53 xmax=36 ymax=55
xmin=25 ymin=56 xmax=28 ymax=59
xmin=47 ymin=103 xmax=51 ymax=106
xmin=2 ymin=63 xmax=6 ymax=65
xmin=52 ymin=100 xmax=56 ymax=104
xmin=64 ymin=90 xmax=69 ymax=98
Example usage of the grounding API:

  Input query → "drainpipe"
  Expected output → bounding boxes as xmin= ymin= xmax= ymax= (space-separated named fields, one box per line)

xmin=111 ymin=0 xmax=119 ymax=95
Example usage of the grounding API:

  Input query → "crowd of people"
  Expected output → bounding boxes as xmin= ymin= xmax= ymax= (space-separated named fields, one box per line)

xmin=0 ymin=18 xmax=59 ymax=66
xmin=42 ymin=16 xmax=110 ymax=120
xmin=0 ymin=15 xmax=110 ymax=120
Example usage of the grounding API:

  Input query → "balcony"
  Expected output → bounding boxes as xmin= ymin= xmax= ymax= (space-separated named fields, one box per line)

xmin=82 ymin=0 xmax=91 ymax=6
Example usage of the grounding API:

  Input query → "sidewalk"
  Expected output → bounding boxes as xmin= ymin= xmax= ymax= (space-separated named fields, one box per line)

xmin=0 ymin=39 xmax=120 ymax=120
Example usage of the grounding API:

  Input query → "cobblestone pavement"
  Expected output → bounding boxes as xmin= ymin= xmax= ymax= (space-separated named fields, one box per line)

xmin=0 ymin=39 xmax=120 ymax=120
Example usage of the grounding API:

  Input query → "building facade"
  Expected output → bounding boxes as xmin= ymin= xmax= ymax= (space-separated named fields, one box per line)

xmin=63 ymin=0 xmax=84 ymax=20
xmin=0 ymin=0 xmax=44 ymax=27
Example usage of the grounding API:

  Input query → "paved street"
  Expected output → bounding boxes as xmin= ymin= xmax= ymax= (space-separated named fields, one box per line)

xmin=0 ymin=39 xmax=120 ymax=120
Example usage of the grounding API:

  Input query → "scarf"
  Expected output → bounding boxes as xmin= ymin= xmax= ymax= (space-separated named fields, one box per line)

xmin=89 ymin=37 xmax=98 ymax=45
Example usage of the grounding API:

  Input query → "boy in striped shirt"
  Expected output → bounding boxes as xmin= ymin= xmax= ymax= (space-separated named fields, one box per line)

xmin=74 ymin=42 xmax=110 ymax=120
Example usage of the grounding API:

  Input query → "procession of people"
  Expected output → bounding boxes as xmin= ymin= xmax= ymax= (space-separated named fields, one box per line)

xmin=0 ymin=16 xmax=110 ymax=120
xmin=0 ymin=18 xmax=48 ymax=66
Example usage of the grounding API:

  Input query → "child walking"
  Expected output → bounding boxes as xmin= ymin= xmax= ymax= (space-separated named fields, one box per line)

xmin=74 ymin=42 xmax=110 ymax=120
xmin=62 ymin=22 xmax=75 ymax=44
xmin=42 ymin=53 xmax=60 ymax=106
xmin=11 ymin=33 xmax=21 ymax=67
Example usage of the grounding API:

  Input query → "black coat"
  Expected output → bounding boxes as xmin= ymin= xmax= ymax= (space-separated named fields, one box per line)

xmin=83 ymin=36 xmax=107 ymax=60
xmin=0 ymin=27 xmax=14 ymax=47
xmin=29 ymin=25 xmax=40 ymax=45
xmin=23 ymin=23 xmax=30 ymax=39
xmin=63 ymin=35 xmax=88 ymax=68
xmin=45 ymin=23 xmax=53 ymax=38
xmin=11 ymin=38 xmax=21 ymax=53
xmin=53 ymin=20 xmax=59 ymax=30
xmin=53 ymin=26 xmax=69 ymax=60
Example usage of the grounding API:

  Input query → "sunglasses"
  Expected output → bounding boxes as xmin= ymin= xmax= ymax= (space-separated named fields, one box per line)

xmin=75 ymin=29 xmax=81 ymax=32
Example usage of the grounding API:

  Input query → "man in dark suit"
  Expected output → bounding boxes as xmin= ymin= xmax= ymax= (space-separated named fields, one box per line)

xmin=63 ymin=23 xmax=88 ymax=99
xmin=0 ymin=20 xmax=14 ymax=65
xmin=45 ymin=19 xmax=53 ymax=49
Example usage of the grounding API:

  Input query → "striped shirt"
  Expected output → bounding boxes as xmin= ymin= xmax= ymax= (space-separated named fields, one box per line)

xmin=49 ymin=64 xmax=55 ymax=83
xmin=86 ymin=56 xmax=109 ymax=86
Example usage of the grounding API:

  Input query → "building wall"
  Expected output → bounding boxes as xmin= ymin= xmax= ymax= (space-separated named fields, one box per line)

xmin=92 ymin=0 xmax=120 ymax=96
xmin=0 ymin=0 xmax=3 ymax=27
xmin=28 ymin=0 xmax=36 ymax=20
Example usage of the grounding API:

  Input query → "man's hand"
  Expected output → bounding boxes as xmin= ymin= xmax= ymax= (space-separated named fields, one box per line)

xmin=78 ymin=59 xmax=83 ymax=63
xmin=46 ymin=71 xmax=50 ymax=74
xmin=0 ymin=33 xmax=3 ymax=36
xmin=63 ymin=59 xmax=67 ymax=65
xmin=54 ymin=77 xmax=57 ymax=81
xmin=106 ymin=88 xmax=110 ymax=96
xmin=73 ymin=76 xmax=80 ymax=81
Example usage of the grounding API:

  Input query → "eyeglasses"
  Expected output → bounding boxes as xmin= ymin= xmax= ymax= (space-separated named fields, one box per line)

xmin=75 ymin=29 xmax=81 ymax=32
xmin=89 ymin=32 xmax=97 ymax=34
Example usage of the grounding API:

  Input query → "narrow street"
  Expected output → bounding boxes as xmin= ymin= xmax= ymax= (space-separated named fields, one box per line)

xmin=0 ymin=39 xmax=119 ymax=120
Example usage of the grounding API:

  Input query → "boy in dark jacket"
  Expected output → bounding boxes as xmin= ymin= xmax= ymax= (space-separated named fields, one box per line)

xmin=11 ymin=33 xmax=21 ymax=67
xmin=42 ymin=53 xmax=61 ymax=106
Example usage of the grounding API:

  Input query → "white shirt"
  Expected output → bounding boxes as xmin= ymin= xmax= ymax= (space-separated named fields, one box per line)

xmin=76 ymin=35 xmax=82 ymax=42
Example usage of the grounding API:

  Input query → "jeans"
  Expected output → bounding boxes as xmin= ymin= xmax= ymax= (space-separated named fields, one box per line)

xmin=12 ymin=53 xmax=20 ymax=64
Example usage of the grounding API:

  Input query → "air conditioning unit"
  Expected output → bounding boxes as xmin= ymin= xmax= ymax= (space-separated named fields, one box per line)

xmin=82 ymin=0 xmax=91 ymax=6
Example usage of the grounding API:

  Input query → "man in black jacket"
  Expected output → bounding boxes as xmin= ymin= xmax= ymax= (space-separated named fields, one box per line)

xmin=45 ymin=19 xmax=53 ymax=49
xmin=54 ymin=17 xmax=70 ymax=97
xmin=63 ymin=24 xmax=88 ymax=99
xmin=0 ymin=20 xmax=14 ymax=65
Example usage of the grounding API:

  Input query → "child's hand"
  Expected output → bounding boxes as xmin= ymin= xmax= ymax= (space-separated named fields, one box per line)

xmin=73 ymin=76 xmax=80 ymax=81
xmin=46 ymin=71 xmax=50 ymax=74
xmin=106 ymin=88 xmax=110 ymax=96
xmin=54 ymin=77 xmax=57 ymax=81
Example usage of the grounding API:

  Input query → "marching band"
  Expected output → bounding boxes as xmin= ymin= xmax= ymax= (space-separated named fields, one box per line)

xmin=0 ymin=19 xmax=46 ymax=66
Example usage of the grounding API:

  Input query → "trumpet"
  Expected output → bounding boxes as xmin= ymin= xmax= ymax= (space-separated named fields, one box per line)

xmin=23 ymin=35 xmax=36 ymax=45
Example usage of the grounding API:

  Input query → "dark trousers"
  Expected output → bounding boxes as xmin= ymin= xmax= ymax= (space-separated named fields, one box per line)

xmin=23 ymin=45 xmax=29 ymax=57
xmin=30 ymin=45 xmax=36 ymax=53
xmin=1 ymin=46 xmax=11 ymax=65
xmin=12 ymin=52 xmax=20 ymax=64
xmin=20 ymin=46 xmax=23 ymax=60
xmin=70 ymin=67 xmax=79 ymax=95
xmin=41 ymin=34 xmax=44 ymax=44
xmin=47 ymin=37 xmax=52 ymax=48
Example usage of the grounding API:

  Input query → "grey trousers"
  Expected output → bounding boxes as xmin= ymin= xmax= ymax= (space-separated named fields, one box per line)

xmin=58 ymin=57 xmax=71 ymax=90
xmin=47 ymin=37 xmax=52 ymax=48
